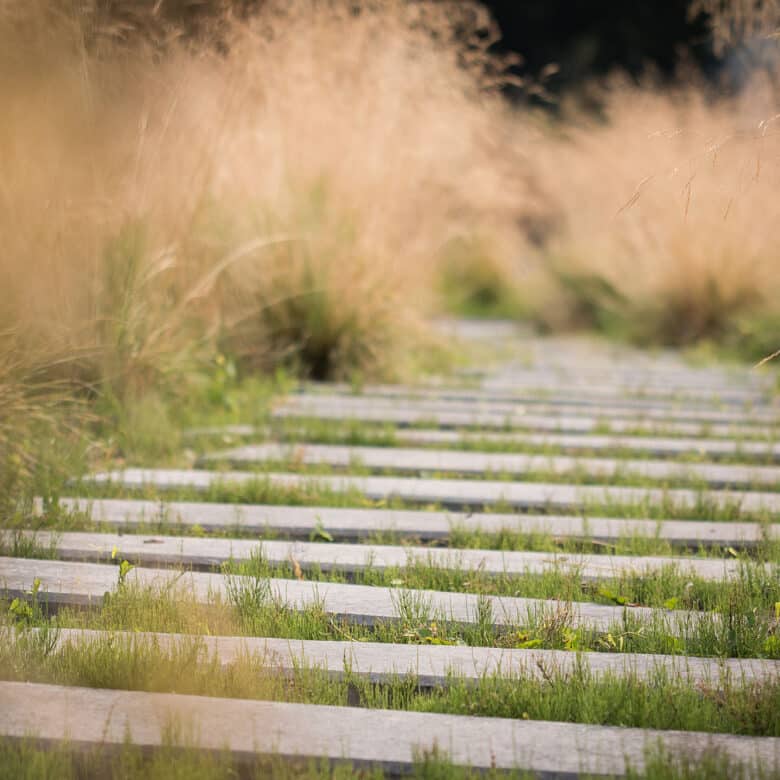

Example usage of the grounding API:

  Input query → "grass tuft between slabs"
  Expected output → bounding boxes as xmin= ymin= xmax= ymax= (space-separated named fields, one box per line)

xmin=1 ymin=628 xmax=780 ymax=737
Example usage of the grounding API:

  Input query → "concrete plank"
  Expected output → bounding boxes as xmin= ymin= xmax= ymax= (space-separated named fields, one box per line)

xmin=84 ymin=468 xmax=780 ymax=513
xmin=181 ymin=425 xmax=780 ymax=461
xmin=13 ymin=530 xmax=766 ymax=582
xmin=283 ymin=393 xmax=779 ymax=426
xmin=1 ymin=682 xmax=777 ymax=775
xmin=198 ymin=442 xmax=780 ymax=488
xmin=272 ymin=402 xmax=774 ymax=439
xmin=301 ymin=382 xmax=778 ymax=413
xmin=55 ymin=497 xmax=779 ymax=548
xmin=479 ymin=379 xmax=771 ymax=405
xmin=0 ymin=557 xmax=699 ymax=632
xmin=19 ymin=628 xmax=780 ymax=687
xmin=394 ymin=429 xmax=780 ymax=461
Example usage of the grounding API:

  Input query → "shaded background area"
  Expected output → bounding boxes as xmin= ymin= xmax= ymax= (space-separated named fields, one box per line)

xmin=94 ymin=0 xmax=724 ymax=87
xmin=485 ymin=0 xmax=718 ymax=95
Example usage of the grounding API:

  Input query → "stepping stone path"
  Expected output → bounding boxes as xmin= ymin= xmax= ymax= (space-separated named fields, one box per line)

xmin=2 ymin=325 xmax=780 ymax=776
xmin=198 ymin=441 xmax=780 ymax=487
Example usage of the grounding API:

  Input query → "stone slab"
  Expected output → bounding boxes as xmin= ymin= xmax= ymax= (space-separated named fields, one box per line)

xmin=478 ymin=363 xmax=772 ymax=387
xmin=85 ymin=468 xmax=780 ymax=514
xmin=480 ymin=379 xmax=771 ymax=406
xmin=283 ymin=393 xmax=779 ymax=426
xmin=56 ymin=497 xmax=779 ymax=548
xmin=21 ymin=628 xmax=780 ymax=687
xmin=182 ymin=425 xmax=780 ymax=461
xmin=0 ymin=557 xmax=697 ymax=632
xmin=14 ymin=530 xmax=764 ymax=582
xmin=480 ymin=371 xmax=768 ymax=391
xmin=395 ymin=429 xmax=780 ymax=461
xmin=199 ymin=442 xmax=780 ymax=488
xmin=273 ymin=401 xmax=773 ymax=439
xmin=301 ymin=382 xmax=778 ymax=413
xmin=1 ymin=682 xmax=777 ymax=775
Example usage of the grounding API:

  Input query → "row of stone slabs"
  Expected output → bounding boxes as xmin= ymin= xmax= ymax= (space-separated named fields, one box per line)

xmin=188 ymin=423 xmax=780 ymax=461
xmin=12 ymin=529 xmax=765 ymax=582
xmin=54 ymin=497 xmax=780 ymax=547
xmin=8 ymin=627 xmax=778 ymax=687
xmin=199 ymin=442 xmax=780 ymax=489
xmin=478 ymin=364 xmax=774 ymax=400
xmin=482 ymin=360 xmax=769 ymax=381
xmin=86 ymin=468 xmax=780 ymax=513
xmin=3 ymin=681 xmax=778 ymax=776
xmin=285 ymin=391 xmax=780 ymax=426
xmin=273 ymin=400 xmax=776 ymax=439
xmin=482 ymin=366 xmax=773 ymax=400
xmin=0 ymin=557 xmax=703 ymax=633
xmin=300 ymin=381 xmax=778 ymax=411
xmin=340 ymin=375 xmax=776 ymax=404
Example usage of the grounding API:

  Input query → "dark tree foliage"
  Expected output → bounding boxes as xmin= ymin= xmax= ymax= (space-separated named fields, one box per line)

xmin=83 ymin=0 xmax=722 ymax=92
xmin=483 ymin=0 xmax=720 ymax=95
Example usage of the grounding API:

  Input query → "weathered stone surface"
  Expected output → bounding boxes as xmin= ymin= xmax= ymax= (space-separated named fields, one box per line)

xmin=273 ymin=400 xmax=773 ymax=438
xmin=301 ymin=381 xmax=778 ymax=412
xmin=395 ymin=428 xmax=780 ymax=461
xmin=282 ymin=393 xmax=779 ymax=426
xmin=85 ymin=468 xmax=780 ymax=513
xmin=56 ymin=497 xmax=778 ymax=547
xmin=198 ymin=442 xmax=780 ymax=488
xmin=1 ymin=682 xmax=777 ymax=775
xmin=479 ymin=379 xmax=770 ymax=405
xmin=181 ymin=425 xmax=780 ymax=462
xmin=479 ymin=374 xmax=774 ymax=404
xmin=22 ymin=529 xmax=767 ymax=582
xmin=0 ymin=557 xmax=699 ymax=631
xmin=22 ymin=628 xmax=780 ymax=687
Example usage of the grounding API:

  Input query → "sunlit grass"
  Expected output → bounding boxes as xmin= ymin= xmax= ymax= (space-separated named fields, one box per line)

xmin=1 ymin=627 xmax=779 ymax=737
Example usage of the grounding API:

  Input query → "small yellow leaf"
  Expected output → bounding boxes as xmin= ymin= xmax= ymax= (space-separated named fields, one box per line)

xmin=289 ymin=555 xmax=304 ymax=581
xmin=111 ymin=546 xmax=118 ymax=560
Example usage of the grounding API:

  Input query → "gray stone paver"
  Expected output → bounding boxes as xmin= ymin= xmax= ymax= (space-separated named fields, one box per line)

xmin=301 ymin=381 xmax=778 ymax=412
xmin=273 ymin=401 xmax=774 ymax=438
xmin=395 ymin=428 xmax=780 ymax=460
xmin=479 ymin=379 xmax=771 ymax=405
xmin=15 ymin=530 xmax=765 ymax=582
xmin=56 ymin=497 xmax=779 ymax=547
xmin=182 ymin=425 xmax=780 ymax=461
xmin=1 ymin=682 xmax=777 ymax=775
xmin=86 ymin=468 xmax=780 ymax=513
xmin=24 ymin=628 xmax=780 ymax=687
xmin=283 ymin=393 xmax=780 ymax=426
xmin=0 ymin=557 xmax=700 ymax=632
xmin=199 ymin=442 xmax=780 ymax=488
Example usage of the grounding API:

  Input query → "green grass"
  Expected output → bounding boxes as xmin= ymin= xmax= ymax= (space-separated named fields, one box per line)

xmin=437 ymin=237 xmax=528 ymax=320
xmin=6 ymin=523 xmax=780 ymax=613
xmin=257 ymin=419 xmax=780 ymax=466
xmin=0 ymin=529 xmax=60 ymax=560
xmin=194 ymin=453 xmax=780 ymax=494
xmin=270 ymin=413 xmax=780 ymax=443
xmin=212 ymin=542 xmax=780 ymax=609
xmin=2 ymin=627 xmax=780 ymax=737
xmin=6 ymin=563 xmax=780 ymax=659
xmin=6 ymin=736 xmax=775 ymax=780
xmin=18 ymin=501 xmax=780 ymax=557
xmin=0 ymin=736 xmax=388 ymax=780
xmin=63 ymin=473 xmax=780 ymax=524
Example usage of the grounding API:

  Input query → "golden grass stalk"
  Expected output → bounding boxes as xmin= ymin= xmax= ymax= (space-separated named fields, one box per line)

xmin=0 ymin=0 xmax=537 ymax=386
xmin=526 ymin=78 xmax=780 ymax=349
